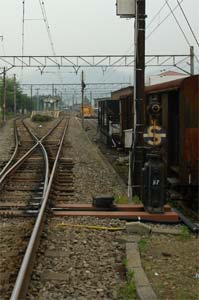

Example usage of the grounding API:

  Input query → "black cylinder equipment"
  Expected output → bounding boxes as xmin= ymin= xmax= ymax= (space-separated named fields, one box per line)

xmin=142 ymin=153 xmax=165 ymax=213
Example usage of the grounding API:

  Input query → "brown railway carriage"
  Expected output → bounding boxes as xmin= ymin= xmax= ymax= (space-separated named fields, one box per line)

xmin=145 ymin=75 xmax=199 ymax=190
xmin=98 ymin=75 xmax=198 ymax=195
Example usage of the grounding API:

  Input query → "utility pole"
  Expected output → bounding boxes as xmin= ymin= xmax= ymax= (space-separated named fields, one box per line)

xmin=36 ymin=88 xmax=39 ymax=112
xmin=81 ymin=70 xmax=86 ymax=128
xmin=132 ymin=0 xmax=146 ymax=198
xmin=3 ymin=67 xmax=6 ymax=122
xmin=90 ymin=91 xmax=92 ymax=106
xmin=13 ymin=74 xmax=17 ymax=116
xmin=30 ymin=85 xmax=33 ymax=111
xmin=190 ymin=46 xmax=194 ymax=75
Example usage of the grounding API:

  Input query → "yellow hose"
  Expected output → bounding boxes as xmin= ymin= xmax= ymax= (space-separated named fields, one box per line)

xmin=56 ymin=223 xmax=125 ymax=231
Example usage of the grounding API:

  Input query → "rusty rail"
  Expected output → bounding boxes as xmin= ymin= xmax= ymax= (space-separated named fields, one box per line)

xmin=0 ymin=117 xmax=63 ymax=186
xmin=10 ymin=118 xmax=69 ymax=300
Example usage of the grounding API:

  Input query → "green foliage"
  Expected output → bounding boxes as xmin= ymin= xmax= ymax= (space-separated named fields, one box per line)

xmin=32 ymin=114 xmax=54 ymax=122
xmin=114 ymin=195 xmax=141 ymax=205
xmin=138 ymin=239 xmax=148 ymax=252
xmin=118 ymin=270 xmax=136 ymax=300
xmin=114 ymin=195 xmax=129 ymax=204
xmin=132 ymin=195 xmax=141 ymax=204
xmin=122 ymin=257 xmax=128 ymax=268
xmin=0 ymin=77 xmax=32 ymax=113
xmin=179 ymin=225 xmax=191 ymax=240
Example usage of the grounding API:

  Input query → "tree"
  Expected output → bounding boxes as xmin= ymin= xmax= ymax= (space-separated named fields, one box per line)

xmin=0 ymin=76 xmax=32 ymax=114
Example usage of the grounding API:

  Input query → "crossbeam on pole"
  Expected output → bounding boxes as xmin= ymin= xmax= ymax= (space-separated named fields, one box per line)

xmin=0 ymin=54 xmax=192 ymax=69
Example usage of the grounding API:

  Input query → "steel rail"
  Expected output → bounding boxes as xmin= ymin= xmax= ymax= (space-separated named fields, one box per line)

xmin=10 ymin=118 xmax=69 ymax=300
xmin=0 ymin=117 xmax=63 ymax=186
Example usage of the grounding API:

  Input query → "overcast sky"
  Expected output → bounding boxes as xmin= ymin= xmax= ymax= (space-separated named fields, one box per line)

xmin=0 ymin=0 xmax=198 ymax=97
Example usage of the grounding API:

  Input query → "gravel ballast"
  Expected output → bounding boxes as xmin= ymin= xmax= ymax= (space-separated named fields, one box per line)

xmin=27 ymin=116 xmax=128 ymax=300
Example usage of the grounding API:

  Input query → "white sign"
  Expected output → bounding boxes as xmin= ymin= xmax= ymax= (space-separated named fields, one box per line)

xmin=116 ymin=0 xmax=136 ymax=18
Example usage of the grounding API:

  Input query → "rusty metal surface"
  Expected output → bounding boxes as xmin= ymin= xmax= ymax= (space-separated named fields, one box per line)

xmin=145 ymin=77 xmax=185 ymax=95
xmin=52 ymin=203 xmax=173 ymax=212
xmin=180 ymin=75 xmax=199 ymax=185
xmin=52 ymin=210 xmax=180 ymax=222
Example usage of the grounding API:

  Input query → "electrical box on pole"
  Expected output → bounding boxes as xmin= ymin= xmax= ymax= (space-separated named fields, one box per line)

xmin=116 ymin=0 xmax=136 ymax=18
xmin=116 ymin=0 xmax=146 ymax=201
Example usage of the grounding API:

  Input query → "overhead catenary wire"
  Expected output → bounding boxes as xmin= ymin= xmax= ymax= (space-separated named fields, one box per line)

xmin=123 ymin=0 xmax=180 ymax=55
xmin=165 ymin=0 xmax=190 ymax=47
xmin=38 ymin=0 xmax=63 ymax=83
xmin=20 ymin=0 xmax=26 ymax=79
xmin=165 ymin=0 xmax=199 ymax=65
xmin=146 ymin=0 xmax=184 ymax=40
xmin=101 ymin=0 xmax=183 ymax=84
xmin=22 ymin=1 xmax=25 ymax=58
xmin=0 ymin=36 xmax=6 ymax=56
xmin=176 ymin=0 xmax=199 ymax=48
xmin=147 ymin=1 xmax=168 ymax=29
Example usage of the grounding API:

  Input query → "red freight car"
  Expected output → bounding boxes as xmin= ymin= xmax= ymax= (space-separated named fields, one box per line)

xmin=145 ymin=75 xmax=198 ymax=200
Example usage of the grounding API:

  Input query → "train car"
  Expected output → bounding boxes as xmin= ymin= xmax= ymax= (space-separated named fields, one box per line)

xmin=98 ymin=100 xmax=120 ymax=145
xmin=98 ymin=87 xmax=134 ymax=146
xmin=80 ymin=103 xmax=93 ymax=118
xmin=145 ymin=75 xmax=198 ymax=202
xmin=98 ymin=75 xmax=198 ymax=205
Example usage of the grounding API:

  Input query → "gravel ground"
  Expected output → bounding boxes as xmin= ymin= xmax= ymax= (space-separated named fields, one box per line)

xmin=27 ymin=217 xmax=126 ymax=300
xmin=84 ymin=117 xmax=199 ymax=300
xmin=24 ymin=117 xmax=60 ymax=139
xmin=64 ymin=117 xmax=127 ymax=203
xmin=27 ymin=116 xmax=128 ymax=300
xmin=1 ymin=115 xmax=198 ymax=300
xmin=0 ymin=218 xmax=35 ymax=300
xmin=139 ymin=233 xmax=199 ymax=300
xmin=0 ymin=120 xmax=14 ymax=171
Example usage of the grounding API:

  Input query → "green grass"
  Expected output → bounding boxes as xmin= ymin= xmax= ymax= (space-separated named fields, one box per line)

xmin=138 ymin=239 xmax=148 ymax=252
xmin=132 ymin=195 xmax=141 ymax=204
xmin=114 ymin=195 xmax=129 ymax=204
xmin=118 ymin=270 xmax=136 ymax=300
xmin=32 ymin=114 xmax=54 ymax=122
xmin=179 ymin=225 xmax=191 ymax=240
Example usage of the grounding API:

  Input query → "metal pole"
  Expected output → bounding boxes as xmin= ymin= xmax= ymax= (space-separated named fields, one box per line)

xmin=36 ymin=89 xmax=39 ymax=112
xmin=81 ymin=70 xmax=85 ymax=128
xmin=90 ymin=91 xmax=92 ymax=106
xmin=13 ymin=74 xmax=17 ymax=116
xmin=3 ymin=67 xmax=6 ymax=122
xmin=132 ymin=0 xmax=146 ymax=198
xmin=30 ymin=85 xmax=33 ymax=111
xmin=190 ymin=46 xmax=194 ymax=75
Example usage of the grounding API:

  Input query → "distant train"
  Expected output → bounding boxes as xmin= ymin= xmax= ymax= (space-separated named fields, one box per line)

xmin=80 ymin=104 xmax=94 ymax=118
xmin=98 ymin=75 xmax=198 ymax=205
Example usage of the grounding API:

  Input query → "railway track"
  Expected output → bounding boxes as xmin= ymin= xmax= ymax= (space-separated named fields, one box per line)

xmin=0 ymin=116 xmax=126 ymax=300
xmin=0 ymin=117 xmax=70 ymax=299
xmin=0 ymin=115 xmax=196 ymax=300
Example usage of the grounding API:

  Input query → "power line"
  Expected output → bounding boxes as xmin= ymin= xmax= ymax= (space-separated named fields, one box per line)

xmin=22 ymin=1 xmax=25 ymax=58
xmin=38 ymin=0 xmax=56 ymax=57
xmin=146 ymin=0 xmax=184 ymax=40
xmin=176 ymin=0 xmax=199 ymax=48
xmin=0 ymin=36 xmax=6 ymax=55
xmin=38 ymin=0 xmax=63 ymax=83
xmin=147 ymin=2 xmax=167 ymax=29
xmin=165 ymin=0 xmax=190 ymax=47
xmin=120 ymin=0 xmax=179 ymax=57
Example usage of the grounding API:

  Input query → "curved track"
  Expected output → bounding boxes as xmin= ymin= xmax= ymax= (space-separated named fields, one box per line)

xmin=0 ymin=117 xmax=69 ymax=300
